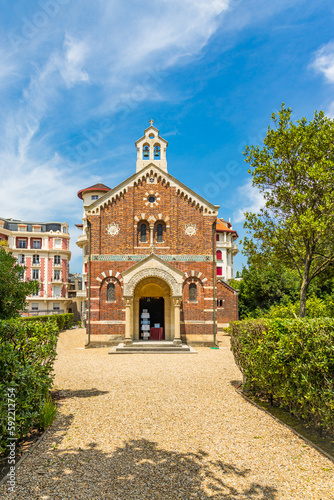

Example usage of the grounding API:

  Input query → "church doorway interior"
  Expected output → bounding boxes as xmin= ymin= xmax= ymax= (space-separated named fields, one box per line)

xmin=139 ymin=297 xmax=164 ymax=340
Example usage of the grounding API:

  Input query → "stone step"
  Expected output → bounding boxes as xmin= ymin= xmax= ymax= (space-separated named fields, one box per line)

xmin=109 ymin=342 xmax=197 ymax=354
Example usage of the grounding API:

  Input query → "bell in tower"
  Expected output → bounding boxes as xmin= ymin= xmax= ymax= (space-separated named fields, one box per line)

xmin=135 ymin=120 xmax=168 ymax=173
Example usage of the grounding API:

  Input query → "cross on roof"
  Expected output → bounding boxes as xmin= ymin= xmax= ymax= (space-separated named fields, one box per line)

xmin=149 ymin=119 xmax=154 ymax=126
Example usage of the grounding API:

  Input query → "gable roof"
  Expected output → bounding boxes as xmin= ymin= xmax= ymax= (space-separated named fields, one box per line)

xmin=85 ymin=164 xmax=220 ymax=216
xmin=217 ymin=279 xmax=239 ymax=294
xmin=135 ymin=125 xmax=168 ymax=147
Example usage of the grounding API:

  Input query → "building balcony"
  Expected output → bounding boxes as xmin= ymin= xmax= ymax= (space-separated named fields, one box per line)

xmin=216 ymin=241 xmax=232 ymax=249
xmin=232 ymin=243 xmax=239 ymax=255
xmin=216 ymin=240 xmax=238 ymax=252
xmin=76 ymin=234 xmax=87 ymax=247
xmin=24 ymin=309 xmax=65 ymax=317
xmin=51 ymin=277 xmax=65 ymax=284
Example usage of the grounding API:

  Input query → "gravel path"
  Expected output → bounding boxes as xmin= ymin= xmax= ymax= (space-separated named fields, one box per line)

xmin=1 ymin=328 xmax=333 ymax=499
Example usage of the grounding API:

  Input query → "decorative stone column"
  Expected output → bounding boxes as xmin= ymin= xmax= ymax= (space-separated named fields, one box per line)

xmin=173 ymin=297 xmax=182 ymax=346
xmin=149 ymin=224 xmax=154 ymax=248
xmin=124 ymin=298 xmax=133 ymax=345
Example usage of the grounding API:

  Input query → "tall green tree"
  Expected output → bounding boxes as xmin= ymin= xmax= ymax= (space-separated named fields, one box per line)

xmin=0 ymin=248 xmax=38 ymax=319
xmin=243 ymin=104 xmax=334 ymax=317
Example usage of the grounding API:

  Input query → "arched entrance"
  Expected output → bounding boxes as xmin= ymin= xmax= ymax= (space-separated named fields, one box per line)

xmin=133 ymin=277 xmax=171 ymax=341
xmin=121 ymin=255 xmax=184 ymax=345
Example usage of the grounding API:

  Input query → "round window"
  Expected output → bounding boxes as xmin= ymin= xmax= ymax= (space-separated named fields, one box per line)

xmin=148 ymin=195 xmax=156 ymax=203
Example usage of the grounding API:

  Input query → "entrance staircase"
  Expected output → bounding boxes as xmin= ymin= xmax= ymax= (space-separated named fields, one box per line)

xmin=109 ymin=341 xmax=197 ymax=354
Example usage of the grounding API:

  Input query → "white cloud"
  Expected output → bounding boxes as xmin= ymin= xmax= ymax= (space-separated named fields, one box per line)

xmin=311 ymin=41 xmax=334 ymax=83
xmin=310 ymin=41 xmax=334 ymax=119
xmin=0 ymin=148 xmax=77 ymax=221
xmin=0 ymin=0 xmax=303 ymax=273
xmin=59 ymin=35 xmax=90 ymax=87
xmin=233 ymin=180 xmax=265 ymax=223
xmin=327 ymin=101 xmax=334 ymax=118
xmin=0 ymin=0 xmax=233 ymax=218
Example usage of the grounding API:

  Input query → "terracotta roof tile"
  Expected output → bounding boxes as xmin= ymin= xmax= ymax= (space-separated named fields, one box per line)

xmin=216 ymin=218 xmax=238 ymax=237
xmin=77 ymin=183 xmax=111 ymax=199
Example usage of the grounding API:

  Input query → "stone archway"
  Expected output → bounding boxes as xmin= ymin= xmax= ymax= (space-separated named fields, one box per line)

xmin=121 ymin=254 xmax=184 ymax=344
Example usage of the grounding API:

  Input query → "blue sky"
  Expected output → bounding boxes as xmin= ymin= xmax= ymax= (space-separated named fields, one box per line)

xmin=1 ymin=0 xmax=334 ymax=274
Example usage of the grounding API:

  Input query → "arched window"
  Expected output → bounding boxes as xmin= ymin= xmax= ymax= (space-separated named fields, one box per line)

xmin=189 ymin=283 xmax=197 ymax=302
xmin=107 ymin=283 xmax=115 ymax=302
xmin=143 ymin=144 xmax=150 ymax=159
xmin=157 ymin=223 xmax=163 ymax=242
xmin=216 ymin=250 xmax=222 ymax=260
xmin=154 ymin=144 xmax=161 ymax=160
xmin=140 ymin=223 xmax=147 ymax=242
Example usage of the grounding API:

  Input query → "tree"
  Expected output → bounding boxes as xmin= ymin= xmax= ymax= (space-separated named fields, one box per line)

xmin=0 ymin=248 xmax=38 ymax=319
xmin=230 ymin=260 xmax=302 ymax=319
xmin=243 ymin=104 xmax=334 ymax=317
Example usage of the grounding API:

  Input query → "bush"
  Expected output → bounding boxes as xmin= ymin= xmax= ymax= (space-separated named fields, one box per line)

xmin=21 ymin=313 xmax=74 ymax=330
xmin=0 ymin=319 xmax=59 ymax=453
xmin=252 ymin=295 xmax=334 ymax=319
xmin=229 ymin=318 xmax=334 ymax=433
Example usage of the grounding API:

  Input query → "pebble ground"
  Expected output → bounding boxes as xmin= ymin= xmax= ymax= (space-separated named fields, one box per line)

xmin=1 ymin=329 xmax=333 ymax=499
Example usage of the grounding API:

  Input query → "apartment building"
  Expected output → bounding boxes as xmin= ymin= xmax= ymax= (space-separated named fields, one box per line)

xmin=0 ymin=217 xmax=71 ymax=315
xmin=216 ymin=218 xmax=238 ymax=281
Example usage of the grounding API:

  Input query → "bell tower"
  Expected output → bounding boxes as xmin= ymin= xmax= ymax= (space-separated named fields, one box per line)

xmin=135 ymin=120 xmax=168 ymax=173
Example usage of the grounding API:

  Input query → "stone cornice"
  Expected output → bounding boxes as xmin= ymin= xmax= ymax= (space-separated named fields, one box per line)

xmin=91 ymin=254 xmax=213 ymax=262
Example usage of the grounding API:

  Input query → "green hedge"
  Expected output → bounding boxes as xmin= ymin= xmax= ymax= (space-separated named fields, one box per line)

xmin=229 ymin=318 xmax=334 ymax=432
xmin=21 ymin=313 xmax=74 ymax=330
xmin=0 ymin=319 xmax=60 ymax=453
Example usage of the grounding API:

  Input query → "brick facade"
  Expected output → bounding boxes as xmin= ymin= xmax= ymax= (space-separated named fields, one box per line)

xmin=78 ymin=123 xmax=238 ymax=345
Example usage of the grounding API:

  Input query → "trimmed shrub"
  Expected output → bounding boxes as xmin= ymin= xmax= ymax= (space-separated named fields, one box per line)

xmin=21 ymin=313 xmax=74 ymax=330
xmin=0 ymin=319 xmax=59 ymax=453
xmin=229 ymin=318 xmax=334 ymax=432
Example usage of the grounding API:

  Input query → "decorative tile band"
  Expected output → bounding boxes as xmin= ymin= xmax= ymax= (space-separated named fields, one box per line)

xmin=91 ymin=254 xmax=213 ymax=262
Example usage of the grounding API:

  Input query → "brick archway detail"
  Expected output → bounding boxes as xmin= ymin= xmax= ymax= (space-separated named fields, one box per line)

xmin=96 ymin=270 xmax=123 ymax=284
xmin=183 ymin=271 xmax=207 ymax=283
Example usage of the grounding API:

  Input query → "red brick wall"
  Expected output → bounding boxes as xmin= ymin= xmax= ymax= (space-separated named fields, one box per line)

xmin=89 ymin=178 xmax=216 ymax=256
xmin=86 ymin=175 xmax=237 ymax=339
xmin=216 ymin=281 xmax=239 ymax=323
